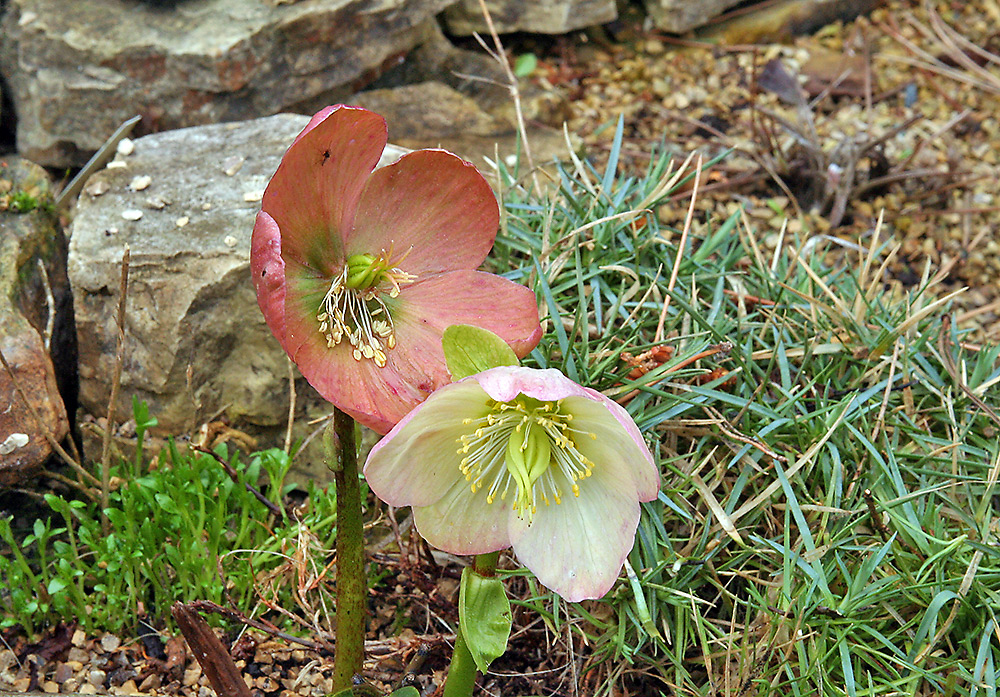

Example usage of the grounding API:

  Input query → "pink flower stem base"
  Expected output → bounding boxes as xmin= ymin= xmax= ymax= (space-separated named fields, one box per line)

xmin=327 ymin=408 xmax=366 ymax=691
xmin=443 ymin=552 xmax=500 ymax=697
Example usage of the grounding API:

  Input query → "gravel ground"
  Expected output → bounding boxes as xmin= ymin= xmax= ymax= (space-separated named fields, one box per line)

xmin=522 ymin=0 xmax=1000 ymax=340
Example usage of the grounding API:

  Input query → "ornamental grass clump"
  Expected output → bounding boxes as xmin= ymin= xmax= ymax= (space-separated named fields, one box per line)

xmin=251 ymin=105 xmax=541 ymax=434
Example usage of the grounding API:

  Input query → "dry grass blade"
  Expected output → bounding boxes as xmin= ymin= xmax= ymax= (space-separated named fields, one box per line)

xmin=101 ymin=246 xmax=130 ymax=535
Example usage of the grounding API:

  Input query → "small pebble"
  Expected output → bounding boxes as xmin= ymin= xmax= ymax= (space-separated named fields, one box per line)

xmin=101 ymin=633 xmax=121 ymax=652
xmin=176 ymin=216 xmax=190 ymax=227
xmin=121 ymin=209 xmax=143 ymax=221
xmin=243 ymin=190 xmax=263 ymax=202
xmin=202 ymin=202 xmax=212 ymax=211
xmin=88 ymin=669 xmax=106 ymax=689
xmin=84 ymin=179 xmax=110 ymax=197
xmin=0 ymin=433 xmax=28 ymax=455
xmin=53 ymin=662 xmax=75 ymax=684
xmin=106 ymin=160 xmax=127 ymax=169
xmin=222 ymin=156 xmax=245 ymax=176
xmin=224 ymin=235 xmax=238 ymax=247
xmin=129 ymin=175 xmax=151 ymax=192
xmin=116 ymin=138 xmax=134 ymax=156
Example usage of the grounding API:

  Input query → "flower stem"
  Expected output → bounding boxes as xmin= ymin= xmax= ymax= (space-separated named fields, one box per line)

xmin=443 ymin=552 xmax=500 ymax=697
xmin=327 ymin=407 xmax=366 ymax=691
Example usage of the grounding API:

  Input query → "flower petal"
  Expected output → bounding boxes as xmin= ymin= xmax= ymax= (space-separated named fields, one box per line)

xmin=472 ymin=365 xmax=595 ymax=404
xmin=250 ymin=211 xmax=287 ymax=347
xmin=412 ymin=477 xmax=512 ymax=556
xmin=262 ymin=106 xmax=387 ymax=274
xmin=364 ymin=380 xmax=493 ymax=506
xmin=563 ymin=395 xmax=660 ymax=500
xmin=348 ymin=150 xmax=499 ymax=275
xmin=279 ymin=276 xmax=464 ymax=433
xmin=508 ymin=462 xmax=642 ymax=602
xmin=393 ymin=270 xmax=542 ymax=363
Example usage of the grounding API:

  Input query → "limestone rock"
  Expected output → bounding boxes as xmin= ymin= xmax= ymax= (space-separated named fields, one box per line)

xmin=442 ymin=0 xmax=616 ymax=35
xmin=642 ymin=0 xmax=744 ymax=33
xmin=67 ymin=114 xmax=407 ymax=480
xmin=349 ymin=81 xmax=571 ymax=174
xmin=0 ymin=159 xmax=71 ymax=488
xmin=0 ymin=0 xmax=451 ymax=167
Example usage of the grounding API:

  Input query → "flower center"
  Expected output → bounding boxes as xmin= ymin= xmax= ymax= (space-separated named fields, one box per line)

xmin=316 ymin=250 xmax=414 ymax=367
xmin=456 ymin=396 xmax=597 ymax=523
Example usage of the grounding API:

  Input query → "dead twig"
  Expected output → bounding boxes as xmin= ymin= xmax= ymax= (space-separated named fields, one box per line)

xmin=101 ymin=246 xmax=130 ymax=535
xmin=172 ymin=602 xmax=253 ymax=697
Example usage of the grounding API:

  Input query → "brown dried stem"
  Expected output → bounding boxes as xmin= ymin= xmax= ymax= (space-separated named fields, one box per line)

xmin=101 ymin=246 xmax=130 ymax=535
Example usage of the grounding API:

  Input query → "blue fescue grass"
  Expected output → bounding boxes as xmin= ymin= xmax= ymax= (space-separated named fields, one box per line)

xmin=487 ymin=122 xmax=1000 ymax=695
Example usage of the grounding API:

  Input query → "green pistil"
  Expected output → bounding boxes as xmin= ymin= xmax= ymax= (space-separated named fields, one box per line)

xmin=345 ymin=253 xmax=380 ymax=289
xmin=456 ymin=397 xmax=597 ymax=523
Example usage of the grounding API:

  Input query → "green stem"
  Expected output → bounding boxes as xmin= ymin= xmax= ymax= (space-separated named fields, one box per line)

xmin=443 ymin=552 xmax=500 ymax=697
xmin=328 ymin=407 xmax=366 ymax=691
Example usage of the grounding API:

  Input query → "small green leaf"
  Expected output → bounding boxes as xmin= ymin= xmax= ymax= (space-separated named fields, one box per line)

xmin=459 ymin=566 xmax=512 ymax=673
xmin=387 ymin=688 xmax=420 ymax=697
xmin=442 ymin=325 xmax=519 ymax=380
xmin=513 ymin=53 xmax=538 ymax=78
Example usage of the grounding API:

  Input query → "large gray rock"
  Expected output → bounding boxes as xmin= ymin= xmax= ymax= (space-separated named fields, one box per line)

xmin=642 ymin=0 xmax=744 ymax=33
xmin=350 ymin=81 xmax=571 ymax=174
xmin=442 ymin=0 xmax=616 ymax=35
xmin=67 ymin=114 xmax=407 ymax=479
xmin=0 ymin=0 xmax=451 ymax=167
xmin=1 ymin=158 xmax=71 ymax=488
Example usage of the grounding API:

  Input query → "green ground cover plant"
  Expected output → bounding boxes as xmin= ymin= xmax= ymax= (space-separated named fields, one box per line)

xmin=2 ymin=120 xmax=999 ymax=695
xmin=0 ymin=400 xmax=340 ymax=637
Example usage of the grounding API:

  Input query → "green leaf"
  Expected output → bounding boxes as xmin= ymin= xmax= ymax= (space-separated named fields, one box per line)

xmin=442 ymin=325 xmax=519 ymax=380
xmin=387 ymin=688 xmax=419 ymax=697
xmin=513 ymin=53 xmax=538 ymax=78
xmin=459 ymin=566 xmax=512 ymax=673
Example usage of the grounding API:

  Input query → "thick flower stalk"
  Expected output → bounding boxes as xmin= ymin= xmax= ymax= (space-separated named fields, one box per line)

xmin=251 ymin=105 xmax=541 ymax=433
xmin=364 ymin=366 xmax=660 ymax=601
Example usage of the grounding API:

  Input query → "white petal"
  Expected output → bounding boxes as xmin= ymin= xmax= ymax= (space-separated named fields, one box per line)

xmin=363 ymin=380 xmax=492 ymax=507
xmin=563 ymin=395 xmax=660 ymax=500
xmin=413 ymin=475 xmax=511 ymax=555
xmin=508 ymin=463 xmax=641 ymax=602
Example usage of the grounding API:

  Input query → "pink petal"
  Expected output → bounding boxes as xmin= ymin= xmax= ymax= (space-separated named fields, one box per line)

xmin=472 ymin=365 xmax=596 ymax=404
xmin=262 ymin=106 xmax=387 ymax=274
xmin=412 ymin=477 xmax=512 ymax=556
xmin=250 ymin=211 xmax=288 ymax=348
xmin=508 ymin=462 xmax=642 ymax=602
xmin=562 ymin=395 xmax=660 ymax=500
xmin=364 ymin=380 xmax=493 ymax=506
xmin=348 ymin=150 xmax=499 ymax=275
xmin=278 ymin=288 xmax=449 ymax=433
xmin=393 ymin=270 xmax=541 ymax=362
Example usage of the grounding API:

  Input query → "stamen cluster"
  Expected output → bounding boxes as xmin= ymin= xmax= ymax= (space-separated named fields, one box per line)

xmin=456 ymin=397 xmax=597 ymax=523
xmin=316 ymin=252 xmax=413 ymax=367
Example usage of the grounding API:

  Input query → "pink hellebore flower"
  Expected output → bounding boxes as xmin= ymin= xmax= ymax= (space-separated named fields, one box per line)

xmin=364 ymin=366 xmax=660 ymax=602
xmin=251 ymin=106 xmax=542 ymax=433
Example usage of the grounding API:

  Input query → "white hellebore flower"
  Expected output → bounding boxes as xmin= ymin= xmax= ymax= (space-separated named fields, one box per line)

xmin=363 ymin=366 xmax=660 ymax=601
